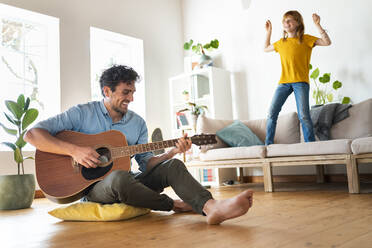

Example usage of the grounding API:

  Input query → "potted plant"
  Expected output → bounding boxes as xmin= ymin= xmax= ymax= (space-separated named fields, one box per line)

xmin=309 ymin=64 xmax=351 ymax=105
xmin=182 ymin=90 xmax=190 ymax=101
xmin=179 ymin=102 xmax=208 ymax=131
xmin=184 ymin=39 xmax=219 ymax=68
xmin=0 ymin=94 xmax=39 ymax=210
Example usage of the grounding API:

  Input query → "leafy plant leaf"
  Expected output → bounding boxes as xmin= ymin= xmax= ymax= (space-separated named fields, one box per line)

xmin=17 ymin=94 xmax=25 ymax=109
xmin=24 ymin=97 xmax=30 ymax=111
xmin=310 ymin=68 xmax=319 ymax=79
xmin=183 ymin=39 xmax=193 ymax=50
xmin=14 ymin=147 xmax=23 ymax=163
xmin=1 ymin=142 xmax=16 ymax=151
xmin=333 ymin=80 xmax=342 ymax=90
xmin=0 ymin=123 xmax=17 ymax=135
xmin=309 ymin=64 xmax=313 ymax=70
xmin=22 ymin=108 xmax=39 ymax=130
xmin=192 ymin=45 xmax=199 ymax=54
xmin=319 ymin=73 xmax=330 ymax=83
xmin=210 ymin=39 xmax=219 ymax=49
xmin=23 ymin=156 xmax=34 ymax=161
xmin=5 ymin=100 xmax=24 ymax=120
xmin=342 ymin=97 xmax=351 ymax=104
xmin=4 ymin=112 xmax=18 ymax=125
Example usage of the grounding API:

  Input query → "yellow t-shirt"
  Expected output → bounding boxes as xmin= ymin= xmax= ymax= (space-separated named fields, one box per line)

xmin=273 ymin=34 xmax=319 ymax=84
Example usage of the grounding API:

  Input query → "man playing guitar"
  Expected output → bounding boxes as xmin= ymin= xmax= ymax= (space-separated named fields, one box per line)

xmin=25 ymin=65 xmax=253 ymax=224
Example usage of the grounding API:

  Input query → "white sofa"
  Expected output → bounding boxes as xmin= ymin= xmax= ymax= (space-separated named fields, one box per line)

xmin=187 ymin=98 xmax=372 ymax=193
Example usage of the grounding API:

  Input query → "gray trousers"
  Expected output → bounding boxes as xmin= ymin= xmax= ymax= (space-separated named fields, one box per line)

xmin=85 ymin=158 xmax=213 ymax=215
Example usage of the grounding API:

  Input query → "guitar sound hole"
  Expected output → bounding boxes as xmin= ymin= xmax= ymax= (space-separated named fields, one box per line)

xmin=81 ymin=162 xmax=113 ymax=180
xmin=96 ymin=147 xmax=112 ymax=165
xmin=81 ymin=147 xmax=113 ymax=180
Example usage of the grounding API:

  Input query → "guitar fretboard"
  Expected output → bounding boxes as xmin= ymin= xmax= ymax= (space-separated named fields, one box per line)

xmin=111 ymin=139 xmax=179 ymax=158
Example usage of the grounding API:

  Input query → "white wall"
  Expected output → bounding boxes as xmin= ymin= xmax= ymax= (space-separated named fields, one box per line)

xmin=1 ymin=0 xmax=371 ymax=179
xmin=182 ymin=0 xmax=372 ymax=175
xmin=0 ymin=0 xmax=184 ymax=179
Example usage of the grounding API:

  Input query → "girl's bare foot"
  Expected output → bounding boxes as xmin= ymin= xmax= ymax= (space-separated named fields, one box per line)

xmin=203 ymin=189 xmax=253 ymax=225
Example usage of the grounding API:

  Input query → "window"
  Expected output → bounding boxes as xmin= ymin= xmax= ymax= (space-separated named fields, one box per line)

xmin=90 ymin=27 xmax=146 ymax=120
xmin=0 ymin=3 xmax=60 ymax=150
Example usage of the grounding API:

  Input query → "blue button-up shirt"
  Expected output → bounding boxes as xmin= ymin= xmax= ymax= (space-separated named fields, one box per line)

xmin=34 ymin=100 xmax=154 ymax=172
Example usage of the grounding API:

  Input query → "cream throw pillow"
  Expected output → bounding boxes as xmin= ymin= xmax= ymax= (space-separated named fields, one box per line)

xmin=49 ymin=202 xmax=150 ymax=221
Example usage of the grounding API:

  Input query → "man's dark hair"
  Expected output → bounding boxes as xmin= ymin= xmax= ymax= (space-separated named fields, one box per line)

xmin=99 ymin=65 xmax=140 ymax=97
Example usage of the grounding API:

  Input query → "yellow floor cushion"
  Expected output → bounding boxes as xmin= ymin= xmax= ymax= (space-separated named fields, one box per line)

xmin=49 ymin=202 xmax=151 ymax=221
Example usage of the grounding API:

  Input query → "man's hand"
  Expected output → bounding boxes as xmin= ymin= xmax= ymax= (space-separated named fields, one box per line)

xmin=70 ymin=146 xmax=101 ymax=168
xmin=312 ymin=13 xmax=320 ymax=26
xmin=170 ymin=133 xmax=192 ymax=156
xmin=146 ymin=133 xmax=192 ymax=170
xmin=265 ymin=20 xmax=272 ymax=33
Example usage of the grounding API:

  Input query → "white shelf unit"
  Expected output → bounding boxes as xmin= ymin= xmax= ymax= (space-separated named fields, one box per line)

xmin=169 ymin=66 xmax=236 ymax=186
xmin=188 ymin=167 xmax=237 ymax=187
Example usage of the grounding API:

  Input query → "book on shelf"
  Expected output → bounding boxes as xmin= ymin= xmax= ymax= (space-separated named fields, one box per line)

xmin=202 ymin=168 xmax=214 ymax=182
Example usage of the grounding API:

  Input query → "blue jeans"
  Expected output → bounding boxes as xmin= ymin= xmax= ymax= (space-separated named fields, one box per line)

xmin=265 ymin=82 xmax=315 ymax=145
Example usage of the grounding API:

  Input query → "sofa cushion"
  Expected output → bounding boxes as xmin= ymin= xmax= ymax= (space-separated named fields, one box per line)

xmin=216 ymin=120 xmax=264 ymax=147
xmin=331 ymin=98 xmax=372 ymax=139
xmin=266 ymin=139 xmax=352 ymax=157
xmin=197 ymin=112 xmax=300 ymax=151
xmin=266 ymin=112 xmax=300 ymax=144
xmin=197 ymin=116 xmax=232 ymax=150
xmin=199 ymin=146 xmax=266 ymax=161
xmin=351 ymin=137 xmax=372 ymax=155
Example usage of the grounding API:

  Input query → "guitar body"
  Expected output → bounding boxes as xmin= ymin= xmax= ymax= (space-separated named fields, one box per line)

xmin=35 ymin=130 xmax=130 ymax=204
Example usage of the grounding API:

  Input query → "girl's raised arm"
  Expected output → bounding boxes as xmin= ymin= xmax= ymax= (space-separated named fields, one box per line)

xmin=313 ymin=13 xmax=332 ymax=46
xmin=264 ymin=20 xmax=275 ymax=52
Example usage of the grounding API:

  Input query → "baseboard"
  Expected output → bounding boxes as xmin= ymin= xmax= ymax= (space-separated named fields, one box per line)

xmin=239 ymin=174 xmax=372 ymax=183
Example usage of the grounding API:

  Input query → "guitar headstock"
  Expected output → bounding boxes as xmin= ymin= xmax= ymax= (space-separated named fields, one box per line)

xmin=190 ymin=134 xmax=217 ymax=146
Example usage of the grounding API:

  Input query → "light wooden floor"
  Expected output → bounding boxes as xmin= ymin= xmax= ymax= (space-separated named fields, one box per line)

xmin=1 ymin=182 xmax=372 ymax=248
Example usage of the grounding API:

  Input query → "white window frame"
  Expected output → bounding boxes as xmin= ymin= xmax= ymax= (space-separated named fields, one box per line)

xmin=0 ymin=3 xmax=60 ymax=151
xmin=90 ymin=27 xmax=146 ymax=120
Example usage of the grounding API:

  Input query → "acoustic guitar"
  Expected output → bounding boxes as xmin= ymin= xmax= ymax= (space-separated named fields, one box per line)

xmin=35 ymin=130 xmax=217 ymax=204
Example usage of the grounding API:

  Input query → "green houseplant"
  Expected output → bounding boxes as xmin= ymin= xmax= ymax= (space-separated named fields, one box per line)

xmin=0 ymin=94 xmax=39 ymax=210
xmin=309 ymin=64 xmax=351 ymax=105
xmin=184 ymin=39 xmax=219 ymax=68
xmin=179 ymin=102 xmax=208 ymax=131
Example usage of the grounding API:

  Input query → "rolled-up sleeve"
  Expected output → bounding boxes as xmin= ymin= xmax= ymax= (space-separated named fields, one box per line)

xmin=33 ymin=106 xmax=83 ymax=136
xmin=134 ymin=120 xmax=154 ymax=172
xmin=273 ymin=40 xmax=280 ymax=53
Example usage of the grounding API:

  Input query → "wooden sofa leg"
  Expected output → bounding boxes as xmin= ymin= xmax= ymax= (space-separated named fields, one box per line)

xmin=238 ymin=167 xmax=244 ymax=183
xmin=346 ymin=155 xmax=360 ymax=194
xmin=263 ymin=162 xmax=273 ymax=192
xmin=316 ymin=165 xmax=325 ymax=183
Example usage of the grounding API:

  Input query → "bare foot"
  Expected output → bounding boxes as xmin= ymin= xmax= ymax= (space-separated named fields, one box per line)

xmin=172 ymin=199 xmax=193 ymax=213
xmin=203 ymin=189 xmax=253 ymax=225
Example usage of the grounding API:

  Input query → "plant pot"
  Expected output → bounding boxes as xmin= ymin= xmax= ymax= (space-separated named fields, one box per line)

xmin=191 ymin=114 xmax=198 ymax=131
xmin=199 ymin=54 xmax=213 ymax=68
xmin=183 ymin=93 xmax=190 ymax=102
xmin=0 ymin=174 xmax=35 ymax=210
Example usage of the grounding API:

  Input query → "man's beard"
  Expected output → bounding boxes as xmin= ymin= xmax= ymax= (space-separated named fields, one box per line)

xmin=112 ymin=104 xmax=128 ymax=115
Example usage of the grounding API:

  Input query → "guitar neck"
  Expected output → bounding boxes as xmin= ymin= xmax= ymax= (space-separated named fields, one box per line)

xmin=111 ymin=139 xmax=180 ymax=158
